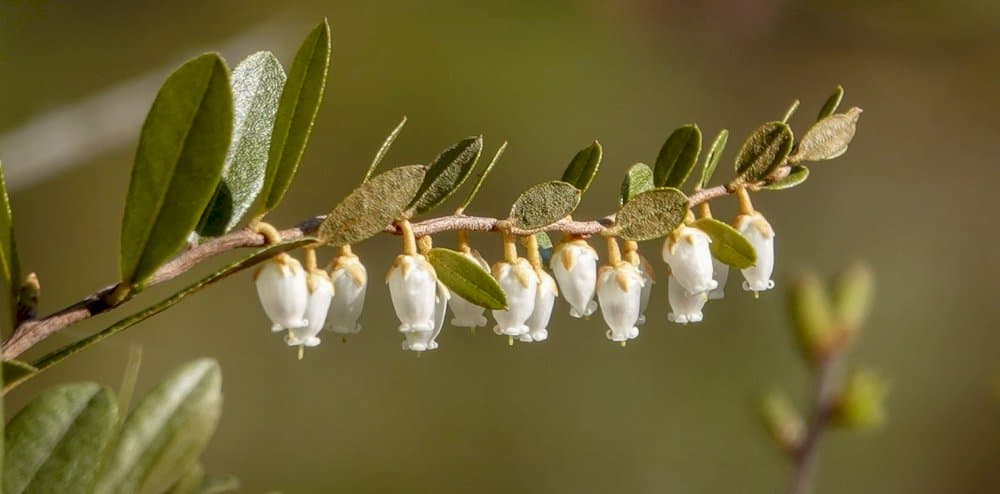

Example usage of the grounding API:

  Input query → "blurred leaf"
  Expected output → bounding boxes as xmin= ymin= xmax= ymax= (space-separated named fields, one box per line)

xmin=459 ymin=142 xmax=506 ymax=211
xmin=2 ymin=360 xmax=37 ymax=393
xmin=509 ymin=181 xmax=581 ymax=230
xmin=791 ymin=108 xmax=862 ymax=163
xmin=654 ymin=125 xmax=701 ymax=188
xmin=781 ymin=99 xmax=800 ymax=124
xmin=411 ymin=136 xmax=483 ymax=214
xmin=833 ymin=369 xmax=889 ymax=429
xmin=93 ymin=359 xmax=222 ymax=494
xmin=4 ymin=383 xmax=118 ymax=494
xmin=120 ymin=54 xmax=233 ymax=286
xmin=427 ymin=248 xmax=506 ymax=310
xmin=197 ymin=51 xmax=286 ymax=237
xmin=760 ymin=389 xmax=804 ymax=452
xmin=817 ymin=85 xmax=844 ymax=120
xmin=198 ymin=475 xmax=239 ymax=494
xmin=618 ymin=163 xmax=654 ymax=206
xmin=166 ymin=463 xmax=204 ymax=494
xmin=734 ymin=121 xmax=793 ymax=183
xmin=699 ymin=130 xmax=728 ymax=188
xmin=615 ymin=187 xmax=688 ymax=241
xmin=788 ymin=272 xmax=837 ymax=366
xmin=693 ymin=218 xmax=756 ymax=269
xmin=259 ymin=19 xmax=332 ymax=213
xmin=26 ymin=239 xmax=313 ymax=386
xmin=319 ymin=165 xmax=426 ymax=246
xmin=560 ymin=141 xmax=602 ymax=193
xmin=762 ymin=165 xmax=809 ymax=190
xmin=834 ymin=263 xmax=874 ymax=337
xmin=0 ymin=161 xmax=20 ymax=329
xmin=362 ymin=116 xmax=407 ymax=183
xmin=116 ymin=346 xmax=144 ymax=426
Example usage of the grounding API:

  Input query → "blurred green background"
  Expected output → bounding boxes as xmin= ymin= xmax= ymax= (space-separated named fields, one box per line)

xmin=2 ymin=1 xmax=998 ymax=492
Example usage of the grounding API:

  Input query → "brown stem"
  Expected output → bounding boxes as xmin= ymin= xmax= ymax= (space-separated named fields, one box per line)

xmin=786 ymin=356 xmax=841 ymax=494
xmin=0 ymin=174 xmax=774 ymax=360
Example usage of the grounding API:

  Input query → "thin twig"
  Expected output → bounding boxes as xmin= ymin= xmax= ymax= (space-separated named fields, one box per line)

xmin=786 ymin=355 xmax=841 ymax=494
xmin=0 ymin=177 xmax=761 ymax=360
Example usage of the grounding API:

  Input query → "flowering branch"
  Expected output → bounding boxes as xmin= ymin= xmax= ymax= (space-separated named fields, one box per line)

xmin=0 ymin=175 xmax=755 ymax=361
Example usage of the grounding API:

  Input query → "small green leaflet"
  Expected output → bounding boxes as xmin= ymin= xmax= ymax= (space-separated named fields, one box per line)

xmin=693 ymin=217 xmax=756 ymax=269
xmin=410 ymin=136 xmax=483 ymax=214
xmin=654 ymin=125 xmax=701 ymax=188
xmin=615 ymin=187 xmax=688 ymax=241
xmin=619 ymin=163 xmax=654 ymax=206
xmin=781 ymin=99 xmax=800 ymax=124
xmin=427 ymin=248 xmax=506 ymax=310
xmin=560 ymin=141 xmax=602 ymax=193
xmin=509 ymin=181 xmax=581 ymax=230
xmin=699 ymin=129 xmax=728 ymax=188
xmin=0 ymin=161 xmax=21 ymax=328
xmin=319 ymin=165 xmax=427 ymax=246
xmin=763 ymin=165 xmax=809 ymax=190
xmin=817 ymin=85 xmax=844 ymax=120
xmin=362 ymin=116 xmax=408 ymax=183
xmin=459 ymin=142 xmax=507 ymax=211
xmin=734 ymin=121 xmax=793 ymax=183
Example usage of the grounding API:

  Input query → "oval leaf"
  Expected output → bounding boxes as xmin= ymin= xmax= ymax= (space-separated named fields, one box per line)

xmin=509 ymin=181 xmax=581 ymax=230
xmin=0 ymin=161 xmax=21 ymax=325
xmin=619 ymin=163 xmax=654 ymax=206
xmin=763 ymin=165 xmax=809 ymax=191
xmin=699 ymin=129 xmax=728 ymax=188
xmin=197 ymin=51 xmax=287 ymax=236
xmin=560 ymin=141 xmax=602 ymax=193
xmin=654 ymin=124 xmax=701 ymax=188
xmin=4 ymin=383 xmax=118 ymax=494
xmin=93 ymin=359 xmax=222 ymax=494
xmin=734 ymin=121 xmax=793 ymax=183
xmin=817 ymin=85 xmax=844 ymax=120
xmin=319 ymin=165 xmax=427 ymax=246
xmin=259 ymin=19 xmax=331 ymax=213
xmin=427 ymin=248 xmax=507 ymax=310
xmin=615 ymin=187 xmax=688 ymax=241
xmin=693 ymin=217 xmax=756 ymax=269
xmin=120 ymin=54 xmax=233 ymax=285
xmin=411 ymin=136 xmax=483 ymax=214
xmin=791 ymin=107 xmax=862 ymax=163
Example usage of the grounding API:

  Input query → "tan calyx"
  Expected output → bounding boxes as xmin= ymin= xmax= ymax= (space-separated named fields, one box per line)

xmin=614 ymin=266 xmax=635 ymax=292
xmin=307 ymin=268 xmax=332 ymax=294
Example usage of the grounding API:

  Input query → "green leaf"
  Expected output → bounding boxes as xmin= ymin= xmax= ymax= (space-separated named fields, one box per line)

xmin=734 ymin=121 xmax=793 ymax=183
xmin=699 ymin=130 xmax=728 ymax=188
xmin=560 ymin=141 xmax=602 ymax=193
xmin=426 ymin=248 xmax=506 ymax=310
xmin=763 ymin=165 xmax=809 ymax=190
xmin=834 ymin=263 xmax=874 ymax=336
xmin=654 ymin=124 xmax=701 ymax=188
xmin=693 ymin=217 xmax=756 ymax=269
xmin=25 ymin=240 xmax=313 ymax=386
xmin=4 ymin=383 xmax=118 ymax=494
xmin=120 ymin=54 xmax=233 ymax=286
xmin=0 ymin=161 xmax=20 ymax=329
xmin=817 ymin=85 xmax=844 ymax=120
xmin=2 ymin=360 xmax=37 ymax=393
xmin=197 ymin=51 xmax=287 ymax=237
xmin=93 ymin=359 xmax=222 ymax=494
xmin=760 ymin=389 xmax=804 ymax=451
xmin=781 ymin=99 xmax=800 ymax=124
xmin=833 ymin=369 xmax=889 ymax=429
xmin=362 ymin=116 xmax=407 ymax=183
xmin=411 ymin=136 xmax=483 ymax=214
xmin=508 ymin=181 xmax=581 ymax=230
xmin=259 ymin=19 xmax=332 ymax=213
xmin=619 ymin=163 xmax=654 ymax=206
xmin=318 ymin=165 xmax=426 ymax=246
xmin=788 ymin=272 xmax=837 ymax=367
xmin=459 ymin=142 xmax=506 ymax=211
xmin=614 ymin=187 xmax=688 ymax=241
xmin=166 ymin=463 xmax=204 ymax=494
xmin=791 ymin=107 xmax=862 ymax=163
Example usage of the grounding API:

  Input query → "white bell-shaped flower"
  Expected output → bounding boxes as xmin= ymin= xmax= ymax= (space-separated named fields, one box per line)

xmin=550 ymin=238 xmax=598 ymax=318
xmin=597 ymin=263 xmax=644 ymax=342
xmin=667 ymin=273 xmax=707 ymax=324
xmin=521 ymin=270 xmax=557 ymax=342
xmin=403 ymin=282 xmax=450 ymax=352
xmin=326 ymin=253 xmax=367 ymax=334
xmin=636 ymin=255 xmax=655 ymax=326
xmin=448 ymin=250 xmax=491 ymax=328
xmin=734 ymin=212 xmax=776 ymax=293
xmin=287 ymin=269 xmax=333 ymax=347
xmin=387 ymin=254 xmax=438 ymax=334
xmin=708 ymin=258 xmax=730 ymax=300
xmin=662 ymin=225 xmax=718 ymax=295
xmin=255 ymin=253 xmax=309 ymax=332
xmin=491 ymin=258 xmax=538 ymax=337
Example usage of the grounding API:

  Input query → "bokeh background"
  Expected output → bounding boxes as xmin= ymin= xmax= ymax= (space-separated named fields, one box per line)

xmin=2 ymin=1 xmax=998 ymax=492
